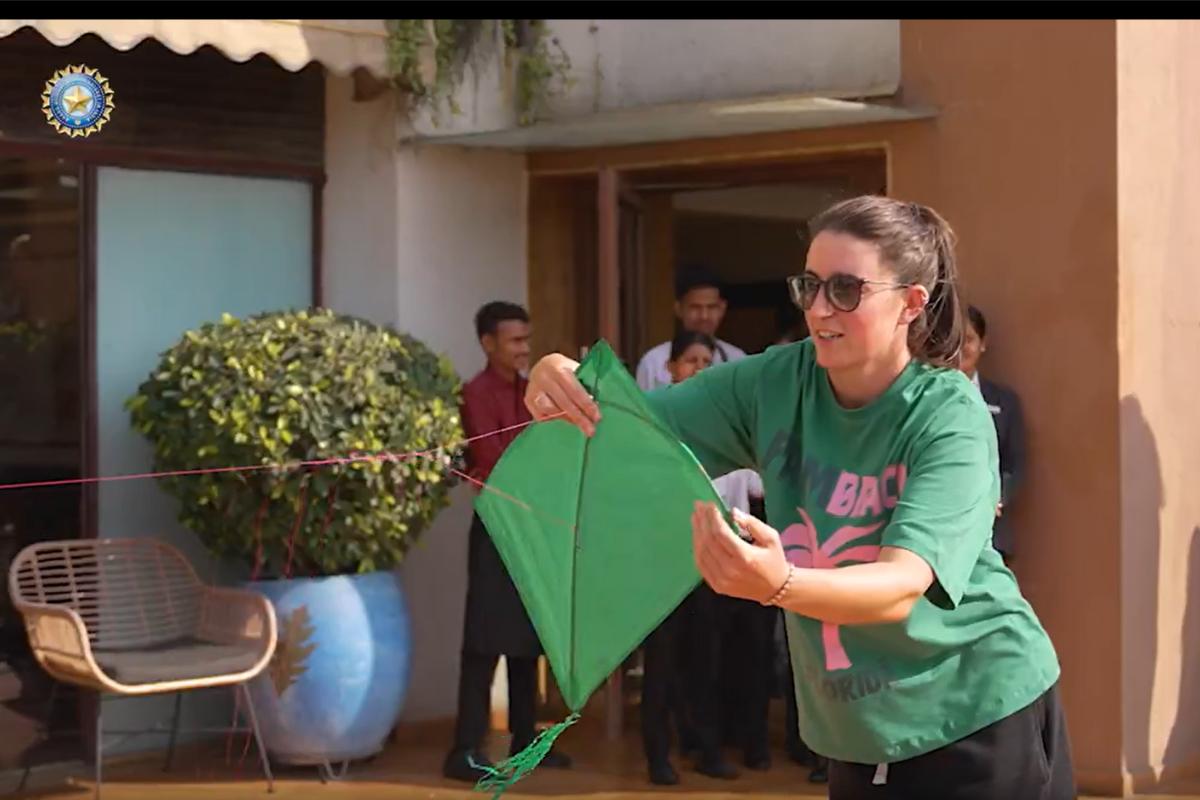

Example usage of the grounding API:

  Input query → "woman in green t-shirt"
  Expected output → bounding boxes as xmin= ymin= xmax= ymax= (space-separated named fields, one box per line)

xmin=524 ymin=196 xmax=1075 ymax=800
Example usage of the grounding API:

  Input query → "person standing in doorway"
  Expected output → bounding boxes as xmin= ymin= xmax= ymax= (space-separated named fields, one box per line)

xmin=634 ymin=266 xmax=759 ymax=774
xmin=443 ymin=301 xmax=572 ymax=782
xmin=640 ymin=330 xmax=716 ymax=786
xmin=640 ymin=330 xmax=772 ymax=784
xmin=635 ymin=266 xmax=748 ymax=391
xmin=959 ymin=305 xmax=1027 ymax=565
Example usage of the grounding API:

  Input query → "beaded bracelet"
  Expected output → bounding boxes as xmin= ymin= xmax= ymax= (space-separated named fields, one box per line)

xmin=761 ymin=564 xmax=795 ymax=607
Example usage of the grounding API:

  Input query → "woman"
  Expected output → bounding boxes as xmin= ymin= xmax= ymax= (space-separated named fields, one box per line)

xmin=525 ymin=196 xmax=1073 ymax=799
xmin=960 ymin=305 xmax=1027 ymax=565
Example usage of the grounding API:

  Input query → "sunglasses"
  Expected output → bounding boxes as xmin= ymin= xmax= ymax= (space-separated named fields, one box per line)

xmin=786 ymin=272 xmax=911 ymax=313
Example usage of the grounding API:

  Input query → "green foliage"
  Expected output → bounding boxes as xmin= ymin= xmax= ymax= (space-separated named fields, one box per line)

xmin=386 ymin=19 xmax=573 ymax=128
xmin=0 ymin=320 xmax=49 ymax=352
xmin=386 ymin=19 xmax=486 ymax=124
xmin=126 ymin=309 xmax=463 ymax=578
xmin=512 ymin=21 xmax=573 ymax=127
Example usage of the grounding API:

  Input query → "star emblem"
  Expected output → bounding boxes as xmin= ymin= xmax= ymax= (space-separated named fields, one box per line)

xmin=41 ymin=65 xmax=115 ymax=138
xmin=63 ymin=86 xmax=92 ymax=115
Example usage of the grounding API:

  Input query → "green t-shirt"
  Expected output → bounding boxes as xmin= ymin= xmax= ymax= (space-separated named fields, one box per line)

xmin=646 ymin=338 xmax=1060 ymax=765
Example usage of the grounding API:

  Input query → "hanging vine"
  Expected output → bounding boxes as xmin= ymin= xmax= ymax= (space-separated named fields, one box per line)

xmin=385 ymin=19 xmax=573 ymax=127
xmin=511 ymin=21 xmax=573 ymax=126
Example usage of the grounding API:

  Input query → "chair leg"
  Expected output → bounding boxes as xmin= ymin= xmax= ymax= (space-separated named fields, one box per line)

xmin=238 ymin=683 xmax=274 ymax=793
xmin=163 ymin=692 xmax=183 ymax=772
xmin=94 ymin=699 xmax=102 ymax=800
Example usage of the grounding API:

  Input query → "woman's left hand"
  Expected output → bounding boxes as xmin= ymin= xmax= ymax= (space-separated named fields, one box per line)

xmin=691 ymin=501 xmax=791 ymax=604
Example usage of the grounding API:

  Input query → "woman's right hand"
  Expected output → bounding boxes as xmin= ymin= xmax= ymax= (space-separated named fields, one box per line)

xmin=524 ymin=353 xmax=602 ymax=437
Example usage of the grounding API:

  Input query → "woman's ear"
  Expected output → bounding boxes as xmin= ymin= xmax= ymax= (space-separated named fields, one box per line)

xmin=902 ymin=284 xmax=929 ymax=325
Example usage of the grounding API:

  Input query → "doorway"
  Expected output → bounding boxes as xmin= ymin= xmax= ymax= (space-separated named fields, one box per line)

xmin=528 ymin=148 xmax=888 ymax=366
xmin=0 ymin=156 xmax=86 ymax=772
xmin=628 ymin=151 xmax=887 ymax=360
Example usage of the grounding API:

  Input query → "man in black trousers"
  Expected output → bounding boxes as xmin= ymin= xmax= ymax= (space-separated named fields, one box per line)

xmin=442 ymin=302 xmax=571 ymax=782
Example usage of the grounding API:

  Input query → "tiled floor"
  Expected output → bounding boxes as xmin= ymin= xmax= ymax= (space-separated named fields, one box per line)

xmin=12 ymin=715 xmax=1200 ymax=800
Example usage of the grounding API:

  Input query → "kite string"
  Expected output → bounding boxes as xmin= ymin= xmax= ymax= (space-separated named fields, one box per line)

xmin=0 ymin=414 xmax=566 ymax=492
xmin=146 ymin=412 xmax=562 ymax=762
xmin=448 ymin=467 xmax=577 ymax=534
xmin=0 ymin=408 xmax=580 ymax=764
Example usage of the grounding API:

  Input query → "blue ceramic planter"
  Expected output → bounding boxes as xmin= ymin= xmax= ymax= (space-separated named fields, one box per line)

xmin=246 ymin=570 xmax=411 ymax=765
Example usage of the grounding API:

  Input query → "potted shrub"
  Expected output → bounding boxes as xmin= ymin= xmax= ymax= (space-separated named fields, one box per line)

xmin=127 ymin=309 xmax=462 ymax=768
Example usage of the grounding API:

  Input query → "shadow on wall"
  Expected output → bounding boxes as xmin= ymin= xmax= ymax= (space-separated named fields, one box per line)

xmin=1122 ymin=395 xmax=1161 ymax=793
xmin=1124 ymin=395 xmax=1200 ymax=792
xmin=1163 ymin=526 xmax=1200 ymax=782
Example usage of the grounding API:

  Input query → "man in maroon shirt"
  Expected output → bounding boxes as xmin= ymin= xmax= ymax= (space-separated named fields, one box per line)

xmin=443 ymin=301 xmax=572 ymax=782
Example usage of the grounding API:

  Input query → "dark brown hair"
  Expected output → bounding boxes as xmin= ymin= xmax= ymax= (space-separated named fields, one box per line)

xmin=668 ymin=330 xmax=717 ymax=362
xmin=808 ymin=195 xmax=964 ymax=369
xmin=474 ymin=300 xmax=529 ymax=340
xmin=966 ymin=304 xmax=987 ymax=340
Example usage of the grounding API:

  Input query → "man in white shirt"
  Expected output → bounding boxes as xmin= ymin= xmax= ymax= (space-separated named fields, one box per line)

xmin=635 ymin=267 xmax=747 ymax=391
xmin=712 ymin=468 xmax=762 ymax=516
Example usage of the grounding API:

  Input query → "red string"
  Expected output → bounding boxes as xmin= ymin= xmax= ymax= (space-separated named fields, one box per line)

xmin=249 ymin=497 xmax=270 ymax=583
xmin=282 ymin=479 xmax=310 ymax=579
xmin=26 ymin=415 xmax=565 ymax=767
xmin=224 ymin=688 xmax=243 ymax=766
xmin=238 ymin=706 xmax=255 ymax=767
xmin=313 ymin=484 xmax=339 ymax=577
xmin=448 ymin=467 xmax=577 ymax=534
xmin=0 ymin=414 xmax=564 ymax=492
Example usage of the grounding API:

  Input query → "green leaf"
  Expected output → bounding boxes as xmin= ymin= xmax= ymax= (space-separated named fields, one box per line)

xmin=123 ymin=307 xmax=464 ymax=578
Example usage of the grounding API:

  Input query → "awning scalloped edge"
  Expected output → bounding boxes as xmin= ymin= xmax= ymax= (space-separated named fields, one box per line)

xmin=0 ymin=19 xmax=390 ymax=78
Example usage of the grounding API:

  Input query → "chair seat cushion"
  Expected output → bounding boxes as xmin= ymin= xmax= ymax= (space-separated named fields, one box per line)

xmin=94 ymin=638 xmax=264 ymax=685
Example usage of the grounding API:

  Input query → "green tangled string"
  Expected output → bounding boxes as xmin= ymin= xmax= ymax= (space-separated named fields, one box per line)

xmin=470 ymin=713 xmax=581 ymax=797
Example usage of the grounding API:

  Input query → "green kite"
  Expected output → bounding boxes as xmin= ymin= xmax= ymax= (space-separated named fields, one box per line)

xmin=472 ymin=340 xmax=732 ymax=794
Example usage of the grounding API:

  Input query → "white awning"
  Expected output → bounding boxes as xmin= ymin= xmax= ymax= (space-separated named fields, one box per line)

xmin=0 ymin=19 xmax=389 ymax=77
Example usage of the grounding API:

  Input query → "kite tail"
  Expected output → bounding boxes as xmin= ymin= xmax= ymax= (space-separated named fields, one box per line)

xmin=471 ymin=712 xmax=581 ymax=797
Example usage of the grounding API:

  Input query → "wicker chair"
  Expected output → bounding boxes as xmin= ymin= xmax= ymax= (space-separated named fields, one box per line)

xmin=8 ymin=537 xmax=277 ymax=797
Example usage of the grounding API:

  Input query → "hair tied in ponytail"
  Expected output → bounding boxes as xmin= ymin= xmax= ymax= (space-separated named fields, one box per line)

xmin=808 ymin=195 xmax=966 ymax=369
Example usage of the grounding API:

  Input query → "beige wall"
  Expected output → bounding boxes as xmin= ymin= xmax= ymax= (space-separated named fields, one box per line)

xmin=323 ymin=75 xmax=400 ymax=322
xmin=891 ymin=20 xmax=1126 ymax=791
xmin=551 ymin=19 xmax=899 ymax=113
xmin=392 ymin=144 xmax=527 ymax=721
xmin=408 ymin=20 xmax=900 ymax=138
xmin=1117 ymin=20 xmax=1200 ymax=791
xmin=324 ymin=76 xmax=528 ymax=722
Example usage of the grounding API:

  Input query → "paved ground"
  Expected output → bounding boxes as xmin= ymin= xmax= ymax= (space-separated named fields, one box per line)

xmin=12 ymin=715 xmax=1200 ymax=800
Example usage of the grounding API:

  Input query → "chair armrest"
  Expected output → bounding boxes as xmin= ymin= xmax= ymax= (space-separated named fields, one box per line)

xmin=198 ymin=587 xmax=277 ymax=652
xmin=13 ymin=601 xmax=102 ymax=686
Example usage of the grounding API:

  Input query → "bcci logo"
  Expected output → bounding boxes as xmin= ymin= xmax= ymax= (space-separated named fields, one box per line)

xmin=42 ymin=65 xmax=115 ymax=138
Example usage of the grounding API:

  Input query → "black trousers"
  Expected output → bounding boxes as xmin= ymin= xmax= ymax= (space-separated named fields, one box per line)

xmin=640 ymin=602 xmax=691 ymax=765
xmin=451 ymin=652 xmax=539 ymax=752
xmin=827 ymin=681 xmax=1076 ymax=800
xmin=684 ymin=585 xmax=775 ymax=761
